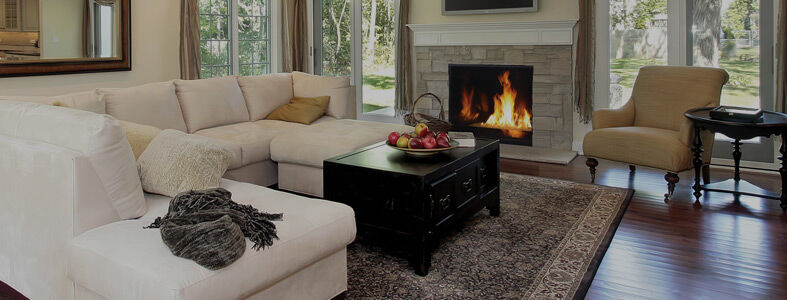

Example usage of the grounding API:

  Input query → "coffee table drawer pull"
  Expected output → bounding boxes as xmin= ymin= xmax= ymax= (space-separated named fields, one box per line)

xmin=438 ymin=194 xmax=451 ymax=210
xmin=462 ymin=178 xmax=473 ymax=192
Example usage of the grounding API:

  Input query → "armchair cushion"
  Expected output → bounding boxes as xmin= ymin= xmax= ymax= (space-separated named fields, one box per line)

xmin=583 ymin=126 xmax=692 ymax=172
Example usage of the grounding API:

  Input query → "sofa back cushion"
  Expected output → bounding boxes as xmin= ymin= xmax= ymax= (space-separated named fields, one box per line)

xmin=100 ymin=81 xmax=189 ymax=132
xmin=292 ymin=71 xmax=354 ymax=119
xmin=0 ymin=90 xmax=106 ymax=114
xmin=0 ymin=100 xmax=147 ymax=219
xmin=237 ymin=73 xmax=294 ymax=121
xmin=174 ymin=76 xmax=250 ymax=133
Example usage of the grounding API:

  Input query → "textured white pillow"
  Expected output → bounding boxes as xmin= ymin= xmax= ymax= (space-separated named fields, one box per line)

xmin=100 ymin=81 xmax=189 ymax=132
xmin=174 ymin=76 xmax=250 ymax=133
xmin=291 ymin=71 xmax=353 ymax=119
xmin=237 ymin=73 xmax=294 ymax=121
xmin=137 ymin=129 xmax=233 ymax=197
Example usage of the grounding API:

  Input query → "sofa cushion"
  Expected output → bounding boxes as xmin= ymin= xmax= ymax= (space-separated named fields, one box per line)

xmin=0 ymin=90 xmax=106 ymax=114
xmin=583 ymin=126 xmax=691 ymax=172
xmin=100 ymin=81 xmax=189 ymax=132
xmin=194 ymin=121 xmax=306 ymax=168
xmin=175 ymin=76 xmax=250 ymax=133
xmin=68 ymin=179 xmax=356 ymax=300
xmin=137 ymin=129 xmax=234 ymax=197
xmin=270 ymin=119 xmax=411 ymax=168
xmin=291 ymin=71 xmax=353 ymax=119
xmin=0 ymin=100 xmax=146 ymax=219
xmin=237 ymin=73 xmax=294 ymax=121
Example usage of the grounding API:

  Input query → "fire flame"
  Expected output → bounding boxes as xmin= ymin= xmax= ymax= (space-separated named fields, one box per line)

xmin=480 ymin=71 xmax=532 ymax=138
xmin=460 ymin=88 xmax=479 ymax=120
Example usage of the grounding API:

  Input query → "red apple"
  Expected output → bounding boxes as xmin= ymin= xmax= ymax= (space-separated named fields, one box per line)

xmin=401 ymin=133 xmax=412 ymax=140
xmin=419 ymin=127 xmax=434 ymax=138
xmin=396 ymin=135 xmax=410 ymax=148
xmin=408 ymin=137 xmax=424 ymax=149
xmin=436 ymin=131 xmax=449 ymax=141
xmin=414 ymin=123 xmax=428 ymax=137
xmin=387 ymin=132 xmax=401 ymax=145
xmin=436 ymin=136 xmax=451 ymax=148
xmin=422 ymin=136 xmax=437 ymax=149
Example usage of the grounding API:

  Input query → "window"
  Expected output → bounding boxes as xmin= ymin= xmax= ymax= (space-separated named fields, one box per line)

xmin=199 ymin=0 xmax=270 ymax=78
xmin=608 ymin=0 xmax=668 ymax=109
xmin=314 ymin=0 xmax=399 ymax=118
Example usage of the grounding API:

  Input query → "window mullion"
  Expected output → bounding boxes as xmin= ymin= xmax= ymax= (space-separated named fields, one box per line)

xmin=231 ymin=0 xmax=240 ymax=75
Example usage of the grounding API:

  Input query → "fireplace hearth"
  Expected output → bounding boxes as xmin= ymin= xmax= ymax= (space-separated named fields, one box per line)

xmin=449 ymin=64 xmax=534 ymax=146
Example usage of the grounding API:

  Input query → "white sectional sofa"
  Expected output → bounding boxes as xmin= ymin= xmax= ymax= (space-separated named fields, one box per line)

xmin=2 ymin=71 xmax=410 ymax=197
xmin=0 ymin=72 xmax=410 ymax=299
xmin=0 ymin=100 xmax=356 ymax=299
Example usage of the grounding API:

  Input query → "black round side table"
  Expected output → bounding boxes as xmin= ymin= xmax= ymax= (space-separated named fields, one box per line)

xmin=685 ymin=108 xmax=787 ymax=211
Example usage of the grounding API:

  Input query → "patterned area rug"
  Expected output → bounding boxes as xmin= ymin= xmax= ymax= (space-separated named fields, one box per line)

xmin=347 ymin=173 xmax=633 ymax=299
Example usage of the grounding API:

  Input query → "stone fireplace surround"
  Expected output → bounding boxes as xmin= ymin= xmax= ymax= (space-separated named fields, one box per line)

xmin=408 ymin=20 xmax=577 ymax=150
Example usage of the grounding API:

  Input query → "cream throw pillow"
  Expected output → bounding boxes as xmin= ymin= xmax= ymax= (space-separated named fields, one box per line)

xmin=137 ymin=129 xmax=233 ymax=197
xmin=118 ymin=120 xmax=162 ymax=159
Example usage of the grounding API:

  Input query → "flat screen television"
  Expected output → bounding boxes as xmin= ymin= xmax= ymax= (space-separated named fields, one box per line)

xmin=442 ymin=0 xmax=538 ymax=15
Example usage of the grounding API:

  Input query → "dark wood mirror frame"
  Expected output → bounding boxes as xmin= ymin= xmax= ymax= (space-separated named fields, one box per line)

xmin=0 ymin=0 xmax=131 ymax=78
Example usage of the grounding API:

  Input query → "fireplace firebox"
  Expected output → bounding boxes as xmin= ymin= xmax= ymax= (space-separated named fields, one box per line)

xmin=448 ymin=64 xmax=534 ymax=146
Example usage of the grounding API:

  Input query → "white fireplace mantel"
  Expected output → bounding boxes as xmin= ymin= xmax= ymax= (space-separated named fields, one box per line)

xmin=407 ymin=20 xmax=578 ymax=47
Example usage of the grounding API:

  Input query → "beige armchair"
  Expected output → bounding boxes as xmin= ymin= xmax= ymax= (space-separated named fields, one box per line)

xmin=583 ymin=66 xmax=729 ymax=201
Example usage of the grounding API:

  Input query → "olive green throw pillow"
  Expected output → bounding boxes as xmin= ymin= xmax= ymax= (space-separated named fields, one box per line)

xmin=266 ymin=96 xmax=330 ymax=124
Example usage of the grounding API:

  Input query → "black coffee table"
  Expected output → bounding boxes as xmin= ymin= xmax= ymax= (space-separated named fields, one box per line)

xmin=685 ymin=108 xmax=787 ymax=211
xmin=323 ymin=138 xmax=500 ymax=275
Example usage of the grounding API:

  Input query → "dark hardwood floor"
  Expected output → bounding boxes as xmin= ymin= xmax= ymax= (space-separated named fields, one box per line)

xmin=502 ymin=156 xmax=787 ymax=299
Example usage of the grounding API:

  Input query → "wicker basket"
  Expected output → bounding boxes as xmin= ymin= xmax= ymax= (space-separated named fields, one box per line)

xmin=404 ymin=93 xmax=452 ymax=133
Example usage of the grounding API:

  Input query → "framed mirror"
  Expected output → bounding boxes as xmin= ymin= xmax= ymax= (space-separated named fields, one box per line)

xmin=0 ymin=0 xmax=130 ymax=77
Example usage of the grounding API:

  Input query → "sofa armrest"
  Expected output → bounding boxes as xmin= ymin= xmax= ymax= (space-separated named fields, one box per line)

xmin=0 ymin=136 xmax=80 ymax=299
xmin=592 ymin=99 xmax=635 ymax=129
xmin=0 ymin=136 xmax=122 ymax=300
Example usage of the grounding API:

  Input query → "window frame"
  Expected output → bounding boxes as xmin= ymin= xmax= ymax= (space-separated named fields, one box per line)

xmin=200 ymin=0 xmax=276 ymax=78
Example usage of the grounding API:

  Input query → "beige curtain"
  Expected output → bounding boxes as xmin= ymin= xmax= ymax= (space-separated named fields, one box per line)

xmin=394 ymin=0 xmax=412 ymax=116
xmin=82 ymin=0 xmax=94 ymax=58
xmin=574 ymin=0 xmax=595 ymax=124
xmin=180 ymin=0 xmax=202 ymax=80
xmin=281 ymin=0 xmax=310 ymax=73
xmin=777 ymin=0 xmax=786 ymax=113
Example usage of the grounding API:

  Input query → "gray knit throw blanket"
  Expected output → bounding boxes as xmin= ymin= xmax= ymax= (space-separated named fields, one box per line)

xmin=145 ymin=188 xmax=283 ymax=270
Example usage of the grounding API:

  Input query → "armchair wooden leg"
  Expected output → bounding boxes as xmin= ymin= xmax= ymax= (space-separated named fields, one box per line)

xmin=629 ymin=165 xmax=636 ymax=173
xmin=586 ymin=158 xmax=598 ymax=183
xmin=701 ymin=165 xmax=710 ymax=185
xmin=664 ymin=172 xmax=679 ymax=202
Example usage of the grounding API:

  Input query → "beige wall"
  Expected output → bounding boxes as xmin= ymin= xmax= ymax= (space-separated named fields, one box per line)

xmin=40 ymin=0 xmax=83 ymax=59
xmin=0 ymin=0 xmax=179 ymax=96
xmin=410 ymin=0 xmax=578 ymax=24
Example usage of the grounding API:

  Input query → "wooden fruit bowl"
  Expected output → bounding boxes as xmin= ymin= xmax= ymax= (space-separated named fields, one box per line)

xmin=386 ymin=140 xmax=459 ymax=157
